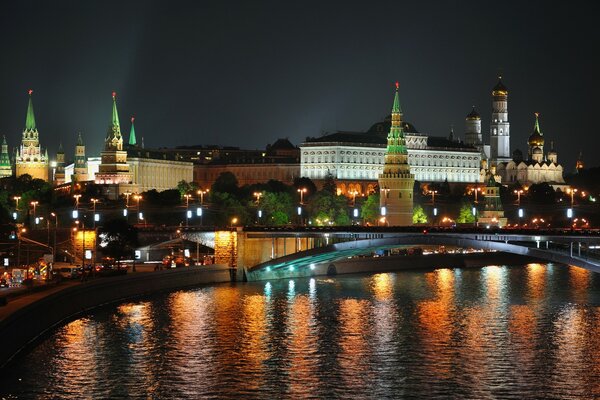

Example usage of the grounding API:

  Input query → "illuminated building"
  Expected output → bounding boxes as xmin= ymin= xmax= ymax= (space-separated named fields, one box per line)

xmin=378 ymin=83 xmax=414 ymax=226
xmin=0 ymin=136 xmax=12 ymax=178
xmin=72 ymin=133 xmax=88 ymax=182
xmin=489 ymin=76 xmax=511 ymax=164
xmin=15 ymin=90 xmax=49 ymax=181
xmin=495 ymin=113 xmax=565 ymax=187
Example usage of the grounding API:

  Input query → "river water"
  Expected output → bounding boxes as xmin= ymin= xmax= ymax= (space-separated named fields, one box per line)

xmin=1 ymin=263 xmax=599 ymax=399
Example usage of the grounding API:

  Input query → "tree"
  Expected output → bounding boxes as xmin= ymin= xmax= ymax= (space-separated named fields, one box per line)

xmin=99 ymin=218 xmax=139 ymax=268
xmin=413 ymin=205 xmax=428 ymax=224
xmin=456 ymin=202 xmax=476 ymax=223
xmin=177 ymin=180 xmax=199 ymax=198
xmin=306 ymin=190 xmax=349 ymax=225
xmin=361 ymin=194 xmax=380 ymax=224
xmin=211 ymin=172 xmax=239 ymax=195
xmin=258 ymin=191 xmax=294 ymax=225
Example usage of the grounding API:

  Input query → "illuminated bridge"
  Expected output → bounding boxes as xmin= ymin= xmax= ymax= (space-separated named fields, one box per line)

xmin=166 ymin=227 xmax=600 ymax=281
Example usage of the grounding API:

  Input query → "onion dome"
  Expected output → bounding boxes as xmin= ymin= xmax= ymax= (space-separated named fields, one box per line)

xmin=492 ymin=76 xmax=508 ymax=96
xmin=532 ymin=147 xmax=543 ymax=155
xmin=466 ymin=106 xmax=480 ymax=120
xmin=547 ymin=140 xmax=557 ymax=156
xmin=528 ymin=112 xmax=545 ymax=147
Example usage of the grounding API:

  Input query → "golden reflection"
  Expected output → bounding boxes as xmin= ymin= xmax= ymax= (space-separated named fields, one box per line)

xmin=63 ymin=318 xmax=86 ymax=346
xmin=417 ymin=269 xmax=455 ymax=378
xmin=238 ymin=293 xmax=268 ymax=390
xmin=481 ymin=265 xmax=505 ymax=301
xmin=508 ymin=305 xmax=537 ymax=367
xmin=371 ymin=273 xmax=394 ymax=301
xmin=569 ymin=266 xmax=590 ymax=303
xmin=338 ymin=299 xmax=370 ymax=390
xmin=287 ymin=295 xmax=319 ymax=396
xmin=552 ymin=306 xmax=589 ymax=394
xmin=525 ymin=263 xmax=546 ymax=300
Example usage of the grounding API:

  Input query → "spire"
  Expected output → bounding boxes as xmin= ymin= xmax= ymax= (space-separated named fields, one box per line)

xmin=111 ymin=91 xmax=120 ymax=128
xmin=25 ymin=89 xmax=36 ymax=131
xmin=449 ymin=125 xmax=455 ymax=141
xmin=2 ymin=135 xmax=6 ymax=146
xmin=105 ymin=91 xmax=123 ymax=151
xmin=533 ymin=112 xmax=541 ymax=134
xmin=58 ymin=142 xmax=64 ymax=153
xmin=129 ymin=116 xmax=137 ymax=146
xmin=392 ymin=81 xmax=402 ymax=114
xmin=386 ymin=82 xmax=407 ymax=155
xmin=77 ymin=132 xmax=83 ymax=146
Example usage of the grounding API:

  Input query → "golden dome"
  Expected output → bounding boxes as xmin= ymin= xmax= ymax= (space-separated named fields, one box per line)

xmin=492 ymin=76 xmax=508 ymax=96
xmin=528 ymin=112 xmax=544 ymax=146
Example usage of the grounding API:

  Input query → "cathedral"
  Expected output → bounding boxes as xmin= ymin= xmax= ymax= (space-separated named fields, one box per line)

xmin=465 ymin=77 xmax=565 ymax=187
xmin=15 ymin=90 xmax=49 ymax=181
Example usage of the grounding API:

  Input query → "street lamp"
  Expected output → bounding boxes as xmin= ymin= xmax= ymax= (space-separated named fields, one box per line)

xmin=91 ymin=198 xmax=99 ymax=228
xmin=428 ymin=190 xmax=438 ymax=206
xmin=350 ymin=190 xmax=358 ymax=206
xmin=297 ymin=188 xmax=307 ymax=205
xmin=30 ymin=201 xmax=38 ymax=226
xmin=197 ymin=189 xmax=209 ymax=205
xmin=567 ymin=188 xmax=578 ymax=206
xmin=514 ymin=189 xmax=524 ymax=205
xmin=124 ymin=191 xmax=132 ymax=208
xmin=253 ymin=191 xmax=263 ymax=204
xmin=133 ymin=194 xmax=142 ymax=223
xmin=184 ymin=194 xmax=192 ymax=226
xmin=469 ymin=187 xmax=481 ymax=203
xmin=13 ymin=196 xmax=21 ymax=211
xmin=50 ymin=212 xmax=58 ymax=261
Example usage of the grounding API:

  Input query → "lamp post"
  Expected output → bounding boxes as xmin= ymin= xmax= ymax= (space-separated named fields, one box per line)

xmin=428 ymin=190 xmax=438 ymax=206
xmin=514 ymin=189 xmax=524 ymax=205
xmin=30 ymin=201 xmax=38 ymax=227
xmin=133 ymin=194 xmax=142 ymax=224
xmin=184 ymin=194 xmax=192 ymax=227
xmin=13 ymin=196 xmax=21 ymax=221
xmin=350 ymin=190 xmax=358 ymax=206
xmin=469 ymin=187 xmax=481 ymax=203
xmin=253 ymin=191 xmax=262 ymax=205
xmin=297 ymin=188 xmax=307 ymax=205
xmin=50 ymin=212 xmax=58 ymax=261
xmin=197 ymin=189 xmax=209 ymax=205
xmin=567 ymin=188 xmax=578 ymax=206
xmin=91 ymin=198 xmax=99 ymax=228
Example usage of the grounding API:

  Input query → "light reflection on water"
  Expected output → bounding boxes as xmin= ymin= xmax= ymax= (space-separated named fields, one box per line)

xmin=1 ymin=264 xmax=599 ymax=399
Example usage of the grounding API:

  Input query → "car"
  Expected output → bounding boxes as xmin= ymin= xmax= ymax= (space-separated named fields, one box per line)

xmin=58 ymin=266 xmax=81 ymax=279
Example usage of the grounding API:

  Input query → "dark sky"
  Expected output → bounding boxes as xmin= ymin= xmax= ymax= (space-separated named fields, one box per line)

xmin=0 ymin=0 xmax=598 ymax=170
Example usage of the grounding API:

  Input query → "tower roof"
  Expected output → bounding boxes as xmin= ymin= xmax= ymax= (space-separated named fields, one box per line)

xmin=77 ymin=132 xmax=84 ymax=146
xmin=25 ymin=89 xmax=37 ymax=131
xmin=129 ymin=117 xmax=137 ymax=146
xmin=392 ymin=81 xmax=402 ymax=114
xmin=492 ymin=76 xmax=508 ymax=96
xmin=111 ymin=92 xmax=120 ymax=128
xmin=58 ymin=142 xmax=64 ymax=153
xmin=466 ymin=106 xmax=480 ymax=120
xmin=528 ymin=112 xmax=544 ymax=146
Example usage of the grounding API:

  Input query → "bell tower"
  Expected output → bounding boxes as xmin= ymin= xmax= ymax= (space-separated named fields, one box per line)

xmin=490 ymin=76 xmax=511 ymax=163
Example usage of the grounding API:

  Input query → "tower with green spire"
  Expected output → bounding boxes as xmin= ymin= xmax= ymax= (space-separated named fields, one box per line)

xmin=128 ymin=116 xmax=137 ymax=147
xmin=73 ymin=133 xmax=88 ymax=181
xmin=528 ymin=112 xmax=545 ymax=163
xmin=378 ymin=82 xmax=415 ymax=226
xmin=55 ymin=142 xmax=66 ymax=184
xmin=96 ymin=92 xmax=134 ymax=195
xmin=15 ymin=90 xmax=49 ymax=181
xmin=0 ymin=135 xmax=12 ymax=178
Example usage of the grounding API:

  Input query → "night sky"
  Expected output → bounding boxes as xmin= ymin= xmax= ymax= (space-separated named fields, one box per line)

xmin=0 ymin=1 xmax=598 ymax=170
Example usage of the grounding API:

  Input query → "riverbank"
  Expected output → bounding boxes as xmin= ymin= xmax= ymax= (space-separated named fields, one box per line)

xmin=0 ymin=264 xmax=232 ymax=368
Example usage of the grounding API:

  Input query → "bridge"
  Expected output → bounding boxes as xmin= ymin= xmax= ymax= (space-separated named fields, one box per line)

xmin=160 ymin=227 xmax=600 ymax=281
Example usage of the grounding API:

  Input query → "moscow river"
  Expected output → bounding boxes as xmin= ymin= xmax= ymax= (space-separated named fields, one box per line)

xmin=1 ymin=263 xmax=599 ymax=399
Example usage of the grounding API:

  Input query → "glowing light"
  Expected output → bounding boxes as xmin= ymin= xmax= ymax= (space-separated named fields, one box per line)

xmin=28 ymin=89 xmax=33 ymax=95
xmin=112 ymin=91 xmax=116 ymax=98
xmin=310 ymin=263 xmax=315 ymax=270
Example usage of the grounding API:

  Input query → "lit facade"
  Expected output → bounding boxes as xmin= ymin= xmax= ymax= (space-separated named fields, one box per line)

xmin=15 ymin=91 xmax=49 ymax=181
xmin=0 ymin=136 xmax=12 ymax=178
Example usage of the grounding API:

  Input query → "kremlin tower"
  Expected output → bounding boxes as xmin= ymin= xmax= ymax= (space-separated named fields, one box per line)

xmin=73 ymin=133 xmax=88 ymax=182
xmin=95 ymin=92 xmax=133 ymax=190
xmin=54 ymin=143 xmax=66 ymax=184
xmin=15 ymin=90 xmax=49 ymax=181
xmin=378 ymin=83 xmax=414 ymax=226
xmin=0 ymin=136 xmax=12 ymax=178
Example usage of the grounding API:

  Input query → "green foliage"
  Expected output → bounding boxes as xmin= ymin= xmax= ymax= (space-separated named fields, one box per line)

xmin=258 ymin=191 xmax=293 ymax=225
xmin=209 ymin=191 xmax=249 ymax=226
xmin=456 ymin=203 xmax=476 ymax=223
xmin=176 ymin=180 xmax=199 ymax=198
xmin=307 ymin=190 xmax=349 ymax=226
xmin=361 ymin=194 xmax=380 ymax=223
xmin=412 ymin=204 xmax=428 ymax=224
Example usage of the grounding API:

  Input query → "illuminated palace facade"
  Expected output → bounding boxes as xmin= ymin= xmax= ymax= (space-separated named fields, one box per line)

xmin=300 ymin=122 xmax=481 ymax=195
